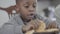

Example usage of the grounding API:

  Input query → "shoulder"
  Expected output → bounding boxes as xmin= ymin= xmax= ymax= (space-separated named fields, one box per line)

xmin=4 ymin=14 xmax=21 ymax=25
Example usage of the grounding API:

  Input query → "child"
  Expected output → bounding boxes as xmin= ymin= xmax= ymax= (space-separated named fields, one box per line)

xmin=0 ymin=0 xmax=42 ymax=34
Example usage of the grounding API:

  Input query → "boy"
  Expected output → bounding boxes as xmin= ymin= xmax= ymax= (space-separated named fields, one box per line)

xmin=0 ymin=0 xmax=41 ymax=34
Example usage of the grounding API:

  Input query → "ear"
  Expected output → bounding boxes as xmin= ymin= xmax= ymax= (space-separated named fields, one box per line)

xmin=15 ymin=5 xmax=20 ymax=14
xmin=15 ymin=5 xmax=20 ymax=11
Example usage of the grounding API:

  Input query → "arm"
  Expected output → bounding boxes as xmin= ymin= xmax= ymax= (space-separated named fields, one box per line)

xmin=0 ymin=23 xmax=23 ymax=34
xmin=0 ymin=17 xmax=24 ymax=34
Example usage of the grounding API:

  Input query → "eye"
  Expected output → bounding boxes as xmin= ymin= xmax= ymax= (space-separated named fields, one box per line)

xmin=33 ymin=5 xmax=36 ymax=8
xmin=24 ymin=5 xmax=29 ymax=8
xmin=33 ymin=4 xmax=36 ymax=8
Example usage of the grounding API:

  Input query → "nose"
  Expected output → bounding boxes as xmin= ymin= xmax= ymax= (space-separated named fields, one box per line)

xmin=29 ymin=6 xmax=34 ymax=12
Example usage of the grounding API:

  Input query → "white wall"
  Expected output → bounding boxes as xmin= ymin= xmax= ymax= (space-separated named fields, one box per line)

xmin=0 ymin=0 xmax=16 ymax=8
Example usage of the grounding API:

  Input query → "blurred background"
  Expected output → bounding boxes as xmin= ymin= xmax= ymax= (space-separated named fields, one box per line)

xmin=0 ymin=0 xmax=59 ymax=27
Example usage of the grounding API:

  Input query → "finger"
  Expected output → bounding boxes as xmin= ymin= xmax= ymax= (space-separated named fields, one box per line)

xmin=34 ymin=19 xmax=41 ymax=27
xmin=35 ymin=19 xmax=40 ymax=26
xmin=33 ymin=20 xmax=39 ymax=29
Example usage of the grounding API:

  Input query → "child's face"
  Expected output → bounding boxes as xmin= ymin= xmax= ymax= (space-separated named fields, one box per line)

xmin=17 ymin=0 xmax=36 ymax=20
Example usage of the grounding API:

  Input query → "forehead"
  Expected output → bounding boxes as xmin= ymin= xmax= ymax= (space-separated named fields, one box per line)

xmin=21 ymin=0 xmax=36 ymax=4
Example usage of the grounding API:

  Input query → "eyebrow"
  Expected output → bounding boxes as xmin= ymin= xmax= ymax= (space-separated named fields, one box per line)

xmin=23 ymin=3 xmax=29 ymax=6
xmin=23 ymin=1 xmax=36 ymax=5
xmin=23 ymin=2 xmax=29 ymax=5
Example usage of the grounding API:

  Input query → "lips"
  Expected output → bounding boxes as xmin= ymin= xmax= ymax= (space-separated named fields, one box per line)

xmin=28 ymin=13 xmax=35 ymax=18
xmin=30 ymin=13 xmax=34 ymax=16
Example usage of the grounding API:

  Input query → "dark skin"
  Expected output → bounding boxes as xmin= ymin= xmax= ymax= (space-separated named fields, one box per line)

xmin=16 ymin=0 xmax=36 ymax=20
xmin=47 ymin=21 xmax=58 ymax=29
xmin=16 ymin=0 xmax=39 ymax=32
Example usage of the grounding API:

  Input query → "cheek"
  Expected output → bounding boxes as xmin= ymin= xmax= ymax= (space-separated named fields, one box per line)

xmin=34 ymin=8 xmax=36 ymax=11
xmin=20 ymin=8 xmax=29 ymax=16
xmin=21 ymin=7 xmax=29 ymax=14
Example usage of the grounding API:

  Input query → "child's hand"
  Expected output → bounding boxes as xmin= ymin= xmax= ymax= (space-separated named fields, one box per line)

xmin=22 ymin=20 xmax=39 ymax=32
xmin=22 ymin=23 xmax=34 ymax=32
xmin=28 ymin=20 xmax=40 ymax=29
xmin=47 ymin=22 xmax=58 ymax=29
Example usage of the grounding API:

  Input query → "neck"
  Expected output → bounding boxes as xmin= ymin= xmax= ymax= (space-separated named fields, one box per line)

xmin=21 ymin=16 xmax=31 ymax=22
